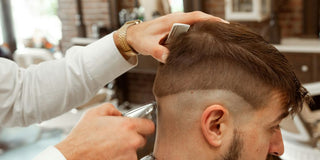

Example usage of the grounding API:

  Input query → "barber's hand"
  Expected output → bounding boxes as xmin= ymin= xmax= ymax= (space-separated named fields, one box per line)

xmin=126 ymin=11 xmax=228 ymax=63
xmin=55 ymin=103 xmax=155 ymax=160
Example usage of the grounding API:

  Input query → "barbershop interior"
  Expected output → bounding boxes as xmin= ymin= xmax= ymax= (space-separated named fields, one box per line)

xmin=0 ymin=0 xmax=320 ymax=159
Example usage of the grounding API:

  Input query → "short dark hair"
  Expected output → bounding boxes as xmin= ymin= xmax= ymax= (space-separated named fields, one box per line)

xmin=153 ymin=21 xmax=311 ymax=114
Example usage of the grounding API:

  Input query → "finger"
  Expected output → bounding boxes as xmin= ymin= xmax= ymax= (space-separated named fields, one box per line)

xmin=92 ymin=103 xmax=122 ymax=116
xmin=168 ymin=11 xmax=228 ymax=25
xmin=122 ymin=150 xmax=138 ymax=160
xmin=185 ymin=11 xmax=229 ymax=24
xmin=131 ymin=134 xmax=147 ymax=149
xmin=131 ymin=118 xmax=155 ymax=136
xmin=151 ymin=45 xmax=170 ymax=63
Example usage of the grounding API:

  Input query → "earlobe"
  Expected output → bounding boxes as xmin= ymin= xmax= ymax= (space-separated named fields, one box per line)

xmin=201 ymin=105 xmax=229 ymax=147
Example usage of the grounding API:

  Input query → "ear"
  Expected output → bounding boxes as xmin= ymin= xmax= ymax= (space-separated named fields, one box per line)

xmin=201 ymin=104 xmax=230 ymax=147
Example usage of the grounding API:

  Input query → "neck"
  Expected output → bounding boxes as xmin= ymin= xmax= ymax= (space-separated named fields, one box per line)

xmin=153 ymin=115 xmax=213 ymax=160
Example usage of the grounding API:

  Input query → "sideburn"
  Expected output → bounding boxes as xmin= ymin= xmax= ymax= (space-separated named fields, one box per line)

xmin=222 ymin=129 xmax=243 ymax=160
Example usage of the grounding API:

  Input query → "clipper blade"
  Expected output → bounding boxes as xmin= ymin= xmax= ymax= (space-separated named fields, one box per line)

xmin=123 ymin=102 xmax=157 ymax=118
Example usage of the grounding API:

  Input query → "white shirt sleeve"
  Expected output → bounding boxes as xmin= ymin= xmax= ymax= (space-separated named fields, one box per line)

xmin=33 ymin=146 xmax=66 ymax=160
xmin=0 ymin=32 xmax=137 ymax=127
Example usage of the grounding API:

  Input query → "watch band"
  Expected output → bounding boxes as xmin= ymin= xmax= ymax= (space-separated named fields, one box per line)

xmin=117 ymin=20 xmax=142 ymax=56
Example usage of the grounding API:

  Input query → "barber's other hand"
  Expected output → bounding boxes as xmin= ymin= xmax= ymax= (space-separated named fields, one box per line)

xmin=55 ymin=103 xmax=155 ymax=160
xmin=125 ymin=11 xmax=228 ymax=63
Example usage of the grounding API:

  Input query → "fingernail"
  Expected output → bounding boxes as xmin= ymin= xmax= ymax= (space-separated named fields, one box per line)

xmin=161 ymin=53 xmax=168 ymax=63
xmin=221 ymin=19 xmax=230 ymax=24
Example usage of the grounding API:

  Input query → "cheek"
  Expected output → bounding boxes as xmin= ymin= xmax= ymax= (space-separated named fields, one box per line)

xmin=241 ymin=129 xmax=271 ymax=159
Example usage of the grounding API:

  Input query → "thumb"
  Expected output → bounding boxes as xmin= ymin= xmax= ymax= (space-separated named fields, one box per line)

xmin=91 ymin=103 xmax=122 ymax=116
xmin=152 ymin=45 xmax=169 ymax=63
xmin=130 ymin=118 xmax=155 ymax=136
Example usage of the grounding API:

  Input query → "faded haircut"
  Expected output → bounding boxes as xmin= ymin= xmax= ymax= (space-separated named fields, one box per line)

xmin=153 ymin=21 xmax=311 ymax=115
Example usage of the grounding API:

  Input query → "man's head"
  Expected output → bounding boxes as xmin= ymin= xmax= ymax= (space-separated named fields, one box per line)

xmin=152 ymin=21 xmax=311 ymax=160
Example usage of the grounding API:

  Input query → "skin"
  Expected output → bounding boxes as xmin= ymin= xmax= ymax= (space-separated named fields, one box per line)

xmin=56 ymin=12 xmax=228 ymax=159
xmin=153 ymin=90 xmax=286 ymax=160
xmin=222 ymin=129 xmax=243 ymax=160
xmin=235 ymin=94 xmax=286 ymax=159
xmin=55 ymin=103 xmax=155 ymax=160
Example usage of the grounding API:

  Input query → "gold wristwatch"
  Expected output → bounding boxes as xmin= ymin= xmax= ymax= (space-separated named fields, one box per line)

xmin=117 ymin=20 xmax=142 ymax=57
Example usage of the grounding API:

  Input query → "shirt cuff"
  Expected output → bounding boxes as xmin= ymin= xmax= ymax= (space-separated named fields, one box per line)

xmin=82 ymin=32 xmax=138 ymax=86
xmin=33 ymin=146 xmax=66 ymax=160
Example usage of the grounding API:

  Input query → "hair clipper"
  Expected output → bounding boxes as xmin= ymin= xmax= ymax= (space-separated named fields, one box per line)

xmin=123 ymin=102 xmax=157 ymax=119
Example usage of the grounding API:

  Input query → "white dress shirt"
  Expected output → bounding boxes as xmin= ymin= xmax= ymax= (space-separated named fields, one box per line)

xmin=0 ymin=33 xmax=137 ymax=159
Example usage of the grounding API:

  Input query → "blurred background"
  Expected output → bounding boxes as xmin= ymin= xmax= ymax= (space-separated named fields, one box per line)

xmin=0 ymin=0 xmax=320 ymax=159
